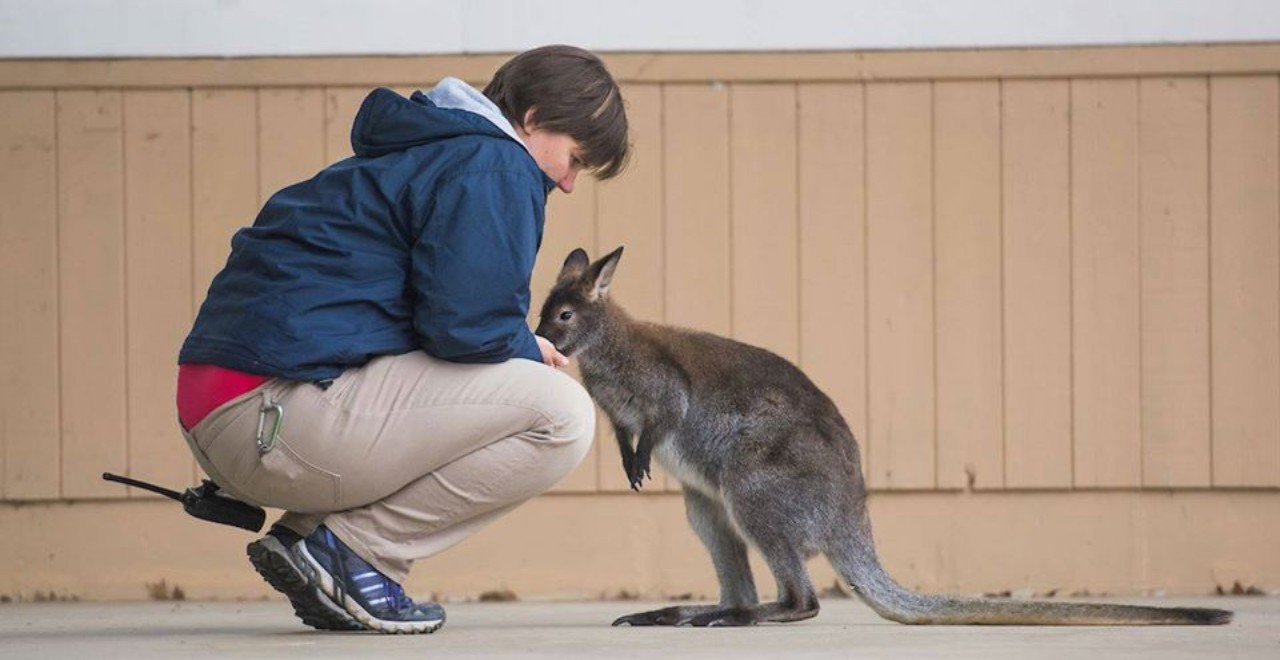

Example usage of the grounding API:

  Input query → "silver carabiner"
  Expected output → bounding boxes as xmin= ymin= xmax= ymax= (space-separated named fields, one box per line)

xmin=255 ymin=390 xmax=284 ymax=455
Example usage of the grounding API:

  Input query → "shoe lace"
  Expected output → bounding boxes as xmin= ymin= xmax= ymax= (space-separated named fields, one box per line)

xmin=319 ymin=527 xmax=415 ymax=612
xmin=382 ymin=577 xmax=415 ymax=611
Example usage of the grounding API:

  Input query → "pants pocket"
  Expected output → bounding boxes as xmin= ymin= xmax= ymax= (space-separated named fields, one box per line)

xmin=241 ymin=434 xmax=343 ymax=514
xmin=193 ymin=400 xmax=342 ymax=514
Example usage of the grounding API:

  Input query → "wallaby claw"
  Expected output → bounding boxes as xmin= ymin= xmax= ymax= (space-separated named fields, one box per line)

xmin=613 ymin=607 xmax=684 ymax=626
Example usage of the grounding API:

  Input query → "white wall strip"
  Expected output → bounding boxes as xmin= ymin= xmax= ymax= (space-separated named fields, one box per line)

xmin=1 ymin=0 xmax=1277 ymax=58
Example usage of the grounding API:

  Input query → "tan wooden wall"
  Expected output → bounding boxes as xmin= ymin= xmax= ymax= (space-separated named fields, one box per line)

xmin=2 ymin=45 xmax=1279 ymax=600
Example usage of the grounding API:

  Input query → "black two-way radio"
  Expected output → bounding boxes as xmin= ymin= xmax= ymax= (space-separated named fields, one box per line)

xmin=101 ymin=472 xmax=265 ymax=532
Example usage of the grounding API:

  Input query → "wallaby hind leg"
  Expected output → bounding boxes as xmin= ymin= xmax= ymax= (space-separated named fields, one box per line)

xmin=674 ymin=485 xmax=821 ymax=627
xmin=612 ymin=489 xmax=758 ymax=626
xmin=679 ymin=532 xmax=819 ymax=626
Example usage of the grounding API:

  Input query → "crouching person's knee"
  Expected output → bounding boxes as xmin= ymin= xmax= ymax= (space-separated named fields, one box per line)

xmin=529 ymin=368 xmax=596 ymax=481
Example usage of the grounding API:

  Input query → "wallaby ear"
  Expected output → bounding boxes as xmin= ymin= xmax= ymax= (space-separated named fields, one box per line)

xmin=587 ymin=246 xmax=624 ymax=300
xmin=558 ymin=248 xmax=590 ymax=283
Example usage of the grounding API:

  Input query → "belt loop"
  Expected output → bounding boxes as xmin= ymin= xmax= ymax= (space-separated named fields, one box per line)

xmin=255 ymin=389 xmax=284 ymax=455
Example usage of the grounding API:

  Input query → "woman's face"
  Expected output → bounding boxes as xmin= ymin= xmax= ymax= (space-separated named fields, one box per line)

xmin=517 ymin=112 xmax=586 ymax=194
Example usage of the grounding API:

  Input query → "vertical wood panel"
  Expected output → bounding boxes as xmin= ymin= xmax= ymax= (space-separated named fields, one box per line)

xmin=1071 ymin=79 xmax=1142 ymax=488
xmin=323 ymin=87 xmax=367 ymax=164
xmin=57 ymin=90 xmax=127 ymax=499
xmin=257 ymin=88 xmax=325 ymax=204
xmin=542 ymin=177 xmax=601 ymax=494
xmin=935 ymin=80 xmax=1004 ymax=490
xmin=597 ymin=84 xmax=665 ymax=323
xmin=1140 ymin=77 xmax=1211 ymax=488
xmin=797 ymin=83 xmax=869 ymax=461
xmin=597 ymin=85 xmax=671 ymax=492
xmin=123 ymin=90 xmax=193 ymax=494
xmin=730 ymin=84 xmax=799 ymax=362
xmin=866 ymin=82 xmax=935 ymax=490
xmin=192 ymin=89 xmax=258 ymax=310
xmin=0 ymin=91 xmax=60 ymax=500
xmin=665 ymin=84 xmax=732 ymax=337
xmin=1210 ymin=75 xmax=1280 ymax=487
xmin=664 ymin=83 xmax=732 ymax=493
xmin=1002 ymin=80 xmax=1073 ymax=489
xmin=191 ymin=89 xmax=258 ymax=482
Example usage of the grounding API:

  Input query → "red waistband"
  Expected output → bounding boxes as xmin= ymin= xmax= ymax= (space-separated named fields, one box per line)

xmin=177 ymin=363 xmax=271 ymax=430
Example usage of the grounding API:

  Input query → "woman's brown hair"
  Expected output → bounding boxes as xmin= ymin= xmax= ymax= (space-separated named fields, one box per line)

xmin=484 ymin=45 xmax=630 ymax=180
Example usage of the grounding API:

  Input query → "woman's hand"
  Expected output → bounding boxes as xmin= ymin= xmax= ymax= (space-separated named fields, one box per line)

xmin=536 ymin=335 xmax=570 ymax=369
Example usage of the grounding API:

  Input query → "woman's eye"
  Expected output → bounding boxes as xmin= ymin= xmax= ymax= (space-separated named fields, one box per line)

xmin=559 ymin=310 xmax=574 ymax=321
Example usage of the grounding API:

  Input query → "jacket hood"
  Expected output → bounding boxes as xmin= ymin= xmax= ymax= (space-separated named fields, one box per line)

xmin=350 ymin=79 xmax=527 ymax=159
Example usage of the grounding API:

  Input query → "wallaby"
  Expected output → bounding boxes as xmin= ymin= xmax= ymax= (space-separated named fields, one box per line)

xmin=535 ymin=246 xmax=1232 ymax=627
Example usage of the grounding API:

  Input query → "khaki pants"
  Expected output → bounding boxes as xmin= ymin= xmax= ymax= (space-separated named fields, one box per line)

xmin=181 ymin=351 xmax=595 ymax=582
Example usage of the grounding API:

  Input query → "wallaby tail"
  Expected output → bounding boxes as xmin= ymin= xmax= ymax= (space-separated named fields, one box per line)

xmin=830 ymin=531 xmax=1232 ymax=626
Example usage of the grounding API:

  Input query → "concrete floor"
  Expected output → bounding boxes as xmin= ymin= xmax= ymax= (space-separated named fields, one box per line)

xmin=0 ymin=597 xmax=1275 ymax=659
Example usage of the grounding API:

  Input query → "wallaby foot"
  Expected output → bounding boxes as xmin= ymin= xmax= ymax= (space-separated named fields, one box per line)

xmin=612 ymin=605 xmax=719 ymax=626
xmin=676 ymin=600 xmax=820 ymax=627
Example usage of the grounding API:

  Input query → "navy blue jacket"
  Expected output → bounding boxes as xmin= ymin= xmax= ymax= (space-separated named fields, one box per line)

xmin=179 ymin=87 xmax=556 ymax=383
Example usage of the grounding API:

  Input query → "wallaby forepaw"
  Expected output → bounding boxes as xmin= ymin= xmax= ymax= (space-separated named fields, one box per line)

xmin=627 ymin=464 xmax=650 ymax=491
xmin=631 ymin=448 xmax=653 ymax=484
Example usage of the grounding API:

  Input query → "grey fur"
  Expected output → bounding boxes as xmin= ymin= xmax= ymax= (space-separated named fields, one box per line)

xmin=535 ymin=247 xmax=1233 ymax=627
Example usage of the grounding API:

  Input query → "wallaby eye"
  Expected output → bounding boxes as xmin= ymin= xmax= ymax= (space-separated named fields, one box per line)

xmin=559 ymin=310 xmax=574 ymax=322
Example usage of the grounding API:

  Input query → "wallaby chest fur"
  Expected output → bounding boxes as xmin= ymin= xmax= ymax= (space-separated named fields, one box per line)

xmin=578 ymin=305 xmax=859 ymax=499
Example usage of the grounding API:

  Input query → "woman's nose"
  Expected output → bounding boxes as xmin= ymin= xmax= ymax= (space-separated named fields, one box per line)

xmin=558 ymin=168 xmax=578 ymax=194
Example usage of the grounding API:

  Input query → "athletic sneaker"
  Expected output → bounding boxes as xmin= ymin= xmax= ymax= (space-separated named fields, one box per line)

xmin=246 ymin=525 xmax=365 ymax=632
xmin=294 ymin=524 xmax=446 ymax=634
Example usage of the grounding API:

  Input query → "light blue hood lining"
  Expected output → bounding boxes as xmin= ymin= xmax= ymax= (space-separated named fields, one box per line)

xmin=424 ymin=77 xmax=528 ymax=152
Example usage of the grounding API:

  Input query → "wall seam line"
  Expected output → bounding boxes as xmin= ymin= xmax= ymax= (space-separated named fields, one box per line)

xmin=120 ymin=90 xmax=131 ymax=496
xmin=1068 ymin=78 xmax=1078 ymax=491
xmin=54 ymin=90 xmax=65 ymax=500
